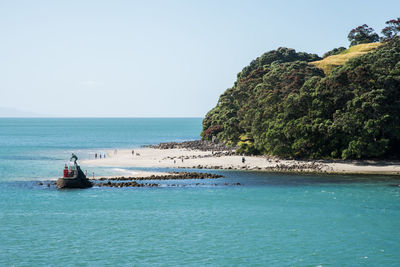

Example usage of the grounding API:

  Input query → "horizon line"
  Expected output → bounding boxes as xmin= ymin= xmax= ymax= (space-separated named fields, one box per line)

xmin=0 ymin=116 xmax=204 ymax=119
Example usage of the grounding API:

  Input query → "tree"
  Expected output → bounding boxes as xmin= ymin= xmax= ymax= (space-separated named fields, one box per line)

xmin=347 ymin=24 xmax=379 ymax=46
xmin=381 ymin=18 xmax=400 ymax=41
xmin=322 ymin=47 xmax=346 ymax=58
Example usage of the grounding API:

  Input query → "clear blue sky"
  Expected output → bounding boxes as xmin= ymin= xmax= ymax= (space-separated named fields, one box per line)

xmin=1 ymin=0 xmax=399 ymax=117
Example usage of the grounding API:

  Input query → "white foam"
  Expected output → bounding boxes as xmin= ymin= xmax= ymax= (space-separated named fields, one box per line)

xmin=111 ymin=168 xmax=138 ymax=176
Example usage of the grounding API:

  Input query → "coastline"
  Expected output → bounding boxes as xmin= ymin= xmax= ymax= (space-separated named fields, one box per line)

xmin=81 ymin=147 xmax=400 ymax=176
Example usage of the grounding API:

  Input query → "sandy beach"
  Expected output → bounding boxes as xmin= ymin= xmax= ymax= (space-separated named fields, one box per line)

xmin=81 ymin=148 xmax=400 ymax=175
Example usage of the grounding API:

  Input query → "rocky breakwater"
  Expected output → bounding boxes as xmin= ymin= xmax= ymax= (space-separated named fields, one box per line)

xmin=91 ymin=172 xmax=225 ymax=188
xmin=36 ymin=172 xmax=244 ymax=188
xmin=97 ymin=181 xmax=159 ymax=188
xmin=94 ymin=172 xmax=224 ymax=181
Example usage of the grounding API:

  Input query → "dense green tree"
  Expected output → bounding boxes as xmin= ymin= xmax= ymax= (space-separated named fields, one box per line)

xmin=201 ymin=48 xmax=320 ymax=144
xmin=202 ymin=37 xmax=400 ymax=159
xmin=381 ymin=18 xmax=400 ymax=41
xmin=347 ymin=24 xmax=379 ymax=46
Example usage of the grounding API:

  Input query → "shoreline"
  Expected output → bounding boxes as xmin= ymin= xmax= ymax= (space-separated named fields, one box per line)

xmin=81 ymin=146 xmax=400 ymax=176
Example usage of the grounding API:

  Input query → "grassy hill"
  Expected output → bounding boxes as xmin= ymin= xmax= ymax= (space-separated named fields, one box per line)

xmin=310 ymin=43 xmax=382 ymax=73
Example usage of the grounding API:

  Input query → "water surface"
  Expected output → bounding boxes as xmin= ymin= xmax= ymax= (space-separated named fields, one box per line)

xmin=0 ymin=118 xmax=399 ymax=266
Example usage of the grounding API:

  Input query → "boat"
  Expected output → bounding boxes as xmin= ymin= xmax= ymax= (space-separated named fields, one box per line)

xmin=57 ymin=153 xmax=92 ymax=189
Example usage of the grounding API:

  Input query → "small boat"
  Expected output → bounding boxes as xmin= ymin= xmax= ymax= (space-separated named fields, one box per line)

xmin=57 ymin=153 xmax=92 ymax=189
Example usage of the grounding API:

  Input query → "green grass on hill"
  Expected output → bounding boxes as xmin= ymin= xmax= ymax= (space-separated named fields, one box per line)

xmin=310 ymin=43 xmax=382 ymax=74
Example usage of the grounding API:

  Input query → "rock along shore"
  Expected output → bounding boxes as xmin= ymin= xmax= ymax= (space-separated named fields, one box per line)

xmin=93 ymin=172 xmax=224 ymax=181
xmin=144 ymin=140 xmax=236 ymax=152
xmin=37 ymin=172 xmax=231 ymax=189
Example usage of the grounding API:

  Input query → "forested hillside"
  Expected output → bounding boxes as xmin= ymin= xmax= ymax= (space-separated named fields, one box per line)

xmin=202 ymin=37 xmax=400 ymax=159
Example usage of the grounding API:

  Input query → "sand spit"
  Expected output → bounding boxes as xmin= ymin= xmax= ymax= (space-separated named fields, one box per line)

xmin=82 ymin=147 xmax=400 ymax=175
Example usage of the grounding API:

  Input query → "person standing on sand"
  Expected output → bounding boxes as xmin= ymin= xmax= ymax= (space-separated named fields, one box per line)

xmin=242 ymin=156 xmax=246 ymax=164
xmin=100 ymin=154 xmax=102 ymax=159
xmin=132 ymin=150 xmax=134 ymax=156
xmin=95 ymin=153 xmax=97 ymax=159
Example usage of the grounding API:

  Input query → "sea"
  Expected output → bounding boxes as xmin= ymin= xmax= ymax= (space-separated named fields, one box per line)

xmin=1 ymin=118 xmax=400 ymax=266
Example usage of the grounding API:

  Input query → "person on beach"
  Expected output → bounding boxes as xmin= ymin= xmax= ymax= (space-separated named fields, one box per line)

xmin=100 ymin=154 xmax=102 ymax=159
xmin=95 ymin=153 xmax=97 ymax=159
xmin=242 ymin=156 xmax=246 ymax=164
xmin=132 ymin=150 xmax=134 ymax=155
xmin=104 ymin=154 xmax=106 ymax=158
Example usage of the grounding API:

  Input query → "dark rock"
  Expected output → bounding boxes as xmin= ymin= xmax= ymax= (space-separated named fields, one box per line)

xmin=144 ymin=140 xmax=236 ymax=152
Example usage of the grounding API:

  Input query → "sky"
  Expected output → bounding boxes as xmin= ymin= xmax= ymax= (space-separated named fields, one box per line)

xmin=1 ymin=0 xmax=399 ymax=117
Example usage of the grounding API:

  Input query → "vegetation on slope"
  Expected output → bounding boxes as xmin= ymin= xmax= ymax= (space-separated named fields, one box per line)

xmin=311 ymin=43 xmax=382 ymax=74
xmin=322 ymin=47 xmax=346 ymax=58
xmin=202 ymin=35 xmax=400 ymax=159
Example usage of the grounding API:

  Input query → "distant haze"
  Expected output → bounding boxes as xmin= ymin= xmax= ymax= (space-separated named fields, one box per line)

xmin=0 ymin=107 xmax=40 ymax=117
xmin=1 ymin=0 xmax=399 ymax=117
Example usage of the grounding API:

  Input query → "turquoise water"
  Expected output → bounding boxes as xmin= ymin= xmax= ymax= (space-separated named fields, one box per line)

xmin=0 ymin=118 xmax=202 ymax=180
xmin=1 ymin=119 xmax=400 ymax=266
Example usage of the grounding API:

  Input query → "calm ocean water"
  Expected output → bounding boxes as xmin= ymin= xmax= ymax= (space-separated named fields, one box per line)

xmin=1 ymin=118 xmax=400 ymax=266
